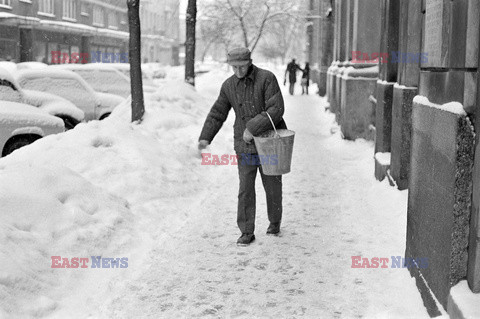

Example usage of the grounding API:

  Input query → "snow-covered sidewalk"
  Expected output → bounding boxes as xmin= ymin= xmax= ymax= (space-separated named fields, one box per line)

xmin=0 ymin=66 xmax=432 ymax=318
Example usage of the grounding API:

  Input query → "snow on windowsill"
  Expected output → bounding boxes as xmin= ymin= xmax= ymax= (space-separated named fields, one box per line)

xmin=62 ymin=17 xmax=77 ymax=23
xmin=377 ymin=79 xmax=395 ymax=85
xmin=413 ymin=95 xmax=466 ymax=116
xmin=394 ymin=83 xmax=418 ymax=90
xmin=37 ymin=12 xmax=55 ymax=18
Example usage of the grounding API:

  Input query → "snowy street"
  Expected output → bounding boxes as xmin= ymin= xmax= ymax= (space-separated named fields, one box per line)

xmin=0 ymin=66 xmax=431 ymax=318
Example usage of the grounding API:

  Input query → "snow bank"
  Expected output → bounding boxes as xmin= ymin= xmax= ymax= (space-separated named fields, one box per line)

xmin=0 ymin=73 xmax=224 ymax=316
xmin=0 ymin=164 xmax=132 ymax=317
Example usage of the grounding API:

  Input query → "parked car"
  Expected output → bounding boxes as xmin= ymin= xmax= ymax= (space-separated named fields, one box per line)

xmin=109 ymin=63 xmax=157 ymax=93
xmin=53 ymin=64 xmax=132 ymax=98
xmin=142 ymin=63 xmax=167 ymax=79
xmin=16 ymin=62 xmax=48 ymax=70
xmin=16 ymin=69 xmax=125 ymax=121
xmin=0 ymin=67 xmax=84 ymax=129
xmin=0 ymin=101 xmax=64 ymax=157
xmin=0 ymin=61 xmax=17 ymax=75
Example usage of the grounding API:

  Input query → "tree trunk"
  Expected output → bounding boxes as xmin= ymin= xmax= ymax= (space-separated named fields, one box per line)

xmin=185 ymin=0 xmax=196 ymax=86
xmin=127 ymin=0 xmax=144 ymax=122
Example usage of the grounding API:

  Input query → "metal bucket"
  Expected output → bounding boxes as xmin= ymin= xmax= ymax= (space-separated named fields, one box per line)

xmin=253 ymin=113 xmax=295 ymax=176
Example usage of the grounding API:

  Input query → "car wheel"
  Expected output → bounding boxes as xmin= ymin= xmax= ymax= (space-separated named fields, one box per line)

xmin=99 ymin=113 xmax=111 ymax=120
xmin=2 ymin=135 xmax=40 ymax=157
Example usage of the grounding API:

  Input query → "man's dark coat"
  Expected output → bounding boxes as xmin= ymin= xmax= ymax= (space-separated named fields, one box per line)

xmin=199 ymin=65 xmax=287 ymax=154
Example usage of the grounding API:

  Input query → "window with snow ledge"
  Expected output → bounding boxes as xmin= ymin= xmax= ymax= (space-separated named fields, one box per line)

xmin=93 ymin=5 xmax=104 ymax=27
xmin=19 ymin=0 xmax=32 ymax=4
xmin=0 ymin=0 xmax=12 ymax=9
xmin=39 ymin=0 xmax=54 ymax=15
xmin=63 ymin=0 xmax=76 ymax=21
xmin=80 ymin=3 xmax=89 ymax=16
xmin=108 ymin=12 xmax=118 ymax=30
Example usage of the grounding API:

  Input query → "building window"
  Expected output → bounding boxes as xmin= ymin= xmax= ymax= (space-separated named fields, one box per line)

xmin=39 ymin=0 xmax=54 ymax=15
xmin=93 ymin=6 xmax=104 ymax=26
xmin=81 ymin=3 xmax=89 ymax=16
xmin=0 ymin=0 xmax=11 ymax=7
xmin=108 ymin=12 xmax=118 ymax=29
xmin=63 ymin=0 xmax=76 ymax=20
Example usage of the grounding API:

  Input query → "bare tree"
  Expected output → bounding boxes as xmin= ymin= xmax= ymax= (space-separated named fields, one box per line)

xmin=127 ymin=0 xmax=144 ymax=122
xmin=198 ymin=0 xmax=303 ymax=60
xmin=259 ymin=13 xmax=305 ymax=64
xmin=185 ymin=0 xmax=197 ymax=86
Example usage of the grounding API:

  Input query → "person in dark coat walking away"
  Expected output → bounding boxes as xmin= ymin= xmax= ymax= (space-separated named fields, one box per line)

xmin=284 ymin=58 xmax=302 ymax=95
xmin=301 ymin=62 xmax=310 ymax=95
xmin=198 ymin=47 xmax=287 ymax=246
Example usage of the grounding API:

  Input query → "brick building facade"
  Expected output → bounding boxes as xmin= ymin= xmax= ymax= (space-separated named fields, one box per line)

xmin=0 ymin=0 xmax=179 ymax=65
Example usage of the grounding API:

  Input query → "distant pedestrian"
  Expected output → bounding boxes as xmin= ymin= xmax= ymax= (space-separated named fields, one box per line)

xmin=284 ymin=59 xmax=302 ymax=95
xmin=301 ymin=62 xmax=310 ymax=95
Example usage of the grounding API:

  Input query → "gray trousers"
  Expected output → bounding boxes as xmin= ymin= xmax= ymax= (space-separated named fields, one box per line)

xmin=237 ymin=153 xmax=282 ymax=234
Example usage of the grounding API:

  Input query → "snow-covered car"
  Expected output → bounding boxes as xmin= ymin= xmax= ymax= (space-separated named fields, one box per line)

xmin=16 ymin=69 xmax=125 ymax=121
xmin=53 ymin=64 xmax=132 ymax=98
xmin=0 ymin=61 xmax=17 ymax=74
xmin=0 ymin=101 xmax=64 ymax=157
xmin=0 ymin=67 xmax=84 ymax=129
xmin=142 ymin=63 xmax=167 ymax=79
xmin=16 ymin=62 xmax=48 ymax=70
xmin=109 ymin=63 xmax=157 ymax=93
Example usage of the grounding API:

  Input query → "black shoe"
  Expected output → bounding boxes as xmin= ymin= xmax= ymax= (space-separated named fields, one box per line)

xmin=237 ymin=233 xmax=255 ymax=246
xmin=266 ymin=223 xmax=281 ymax=235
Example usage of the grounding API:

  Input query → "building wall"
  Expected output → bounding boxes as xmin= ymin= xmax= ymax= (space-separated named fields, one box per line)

xmin=0 ymin=0 xmax=180 ymax=65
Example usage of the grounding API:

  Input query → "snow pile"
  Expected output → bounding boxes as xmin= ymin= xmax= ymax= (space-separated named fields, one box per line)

xmin=1 ymin=79 xmax=212 ymax=204
xmin=0 ymin=74 xmax=223 ymax=316
xmin=0 ymin=164 xmax=132 ymax=317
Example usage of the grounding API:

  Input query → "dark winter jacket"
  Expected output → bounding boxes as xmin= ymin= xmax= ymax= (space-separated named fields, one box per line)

xmin=286 ymin=61 xmax=301 ymax=83
xmin=199 ymin=64 xmax=287 ymax=154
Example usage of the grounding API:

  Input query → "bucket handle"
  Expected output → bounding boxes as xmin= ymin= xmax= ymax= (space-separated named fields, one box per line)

xmin=265 ymin=112 xmax=279 ymax=138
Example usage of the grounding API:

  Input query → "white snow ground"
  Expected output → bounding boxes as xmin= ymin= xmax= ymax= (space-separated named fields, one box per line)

xmin=0 ymin=65 xmax=435 ymax=318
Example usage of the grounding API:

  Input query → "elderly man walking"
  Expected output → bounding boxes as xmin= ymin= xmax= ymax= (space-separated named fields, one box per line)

xmin=198 ymin=47 xmax=287 ymax=246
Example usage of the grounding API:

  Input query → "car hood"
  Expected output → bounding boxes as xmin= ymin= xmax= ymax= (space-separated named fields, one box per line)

xmin=96 ymin=92 xmax=126 ymax=109
xmin=0 ymin=101 xmax=65 ymax=130
xmin=22 ymin=89 xmax=85 ymax=122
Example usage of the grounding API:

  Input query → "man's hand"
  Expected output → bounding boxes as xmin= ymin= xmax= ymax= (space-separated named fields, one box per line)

xmin=243 ymin=128 xmax=254 ymax=144
xmin=198 ymin=140 xmax=209 ymax=150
